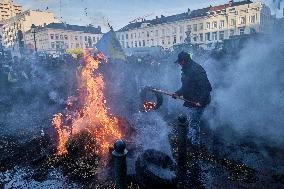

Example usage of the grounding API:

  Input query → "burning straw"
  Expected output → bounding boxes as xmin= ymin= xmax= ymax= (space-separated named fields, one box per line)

xmin=52 ymin=50 xmax=123 ymax=157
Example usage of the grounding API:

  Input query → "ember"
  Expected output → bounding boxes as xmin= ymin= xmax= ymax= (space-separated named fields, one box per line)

xmin=52 ymin=50 xmax=123 ymax=157
xmin=143 ymin=101 xmax=157 ymax=112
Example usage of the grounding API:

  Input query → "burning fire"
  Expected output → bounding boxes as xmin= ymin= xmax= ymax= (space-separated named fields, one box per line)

xmin=143 ymin=101 xmax=157 ymax=112
xmin=52 ymin=113 xmax=69 ymax=155
xmin=52 ymin=50 xmax=122 ymax=156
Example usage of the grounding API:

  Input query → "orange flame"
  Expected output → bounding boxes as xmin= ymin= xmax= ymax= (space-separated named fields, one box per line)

xmin=52 ymin=113 xmax=69 ymax=155
xmin=52 ymin=50 xmax=122 ymax=156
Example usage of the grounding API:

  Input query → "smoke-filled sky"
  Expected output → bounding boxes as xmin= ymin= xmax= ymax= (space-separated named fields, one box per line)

xmin=16 ymin=0 xmax=283 ymax=32
xmin=202 ymin=33 xmax=284 ymax=146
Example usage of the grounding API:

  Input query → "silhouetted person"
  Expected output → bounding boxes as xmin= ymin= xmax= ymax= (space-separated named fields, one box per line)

xmin=173 ymin=51 xmax=212 ymax=148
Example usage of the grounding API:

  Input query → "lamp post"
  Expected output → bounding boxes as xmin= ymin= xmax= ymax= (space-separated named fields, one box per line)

xmin=31 ymin=24 xmax=37 ymax=53
xmin=0 ymin=35 xmax=3 ymax=60
xmin=185 ymin=28 xmax=192 ymax=44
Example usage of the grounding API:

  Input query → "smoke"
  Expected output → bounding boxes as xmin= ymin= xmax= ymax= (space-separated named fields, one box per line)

xmin=0 ymin=59 xmax=77 ymax=139
xmin=131 ymin=112 xmax=172 ymax=155
xmin=112 ymin=27 xmax=284 ymax=153
xmin=263 ymin=0 xmax=284 ymax=17
xmin=103 ymin=55 xmax=180 ymax=159
xmin=271 ymin=0 xmax=283 ymax=9
xmin=203 ymin=34 xmax=284 ymax=146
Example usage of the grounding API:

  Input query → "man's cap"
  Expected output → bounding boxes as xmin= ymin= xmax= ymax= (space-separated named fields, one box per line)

xmin=175 ymin=51 xmax=192 ymax=63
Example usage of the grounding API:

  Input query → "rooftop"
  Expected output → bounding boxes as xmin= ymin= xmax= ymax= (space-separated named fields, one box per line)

xmin=117 ymin=0 xmax=253 ymax=32
xmin=30 ymin=22 xmax=102 ymax=34
xmin=2 ymin=9 xmax=55 ymax=24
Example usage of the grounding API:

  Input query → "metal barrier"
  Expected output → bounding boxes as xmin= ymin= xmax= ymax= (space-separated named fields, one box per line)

xmin=112 ymin=139 xmax=128 ymax=189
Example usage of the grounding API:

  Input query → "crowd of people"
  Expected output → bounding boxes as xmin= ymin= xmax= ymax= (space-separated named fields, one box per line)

xmin=0 ymin=51 xmax=81 ymax=137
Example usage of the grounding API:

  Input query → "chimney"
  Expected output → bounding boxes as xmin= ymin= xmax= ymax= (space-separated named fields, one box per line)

xmin=187 ymin=8 xmax=191 ymax=15
xmin=229 ymin=0 xmax=234 ymax=6
xmin=156 ymin=16 xmax=158 ymax=19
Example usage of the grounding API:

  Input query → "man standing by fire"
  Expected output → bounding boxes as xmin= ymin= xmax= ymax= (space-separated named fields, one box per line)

xmin=173 ymin=51 xmax=212 ymax=149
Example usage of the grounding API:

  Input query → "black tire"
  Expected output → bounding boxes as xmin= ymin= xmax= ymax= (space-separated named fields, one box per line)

xmin=135 ymin=149 xmax=177 ymax=189
xmin=140 ymin=87 xmax=163 ymax=110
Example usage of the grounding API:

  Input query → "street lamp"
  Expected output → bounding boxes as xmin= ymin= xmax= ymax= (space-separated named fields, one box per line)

xmin=31 ymin=24 xmax=37 ymax=53
xmin=0 ymin=35 xmax=4 ymax=60
xmin=185 ymin=29 xmax=192 ymax=44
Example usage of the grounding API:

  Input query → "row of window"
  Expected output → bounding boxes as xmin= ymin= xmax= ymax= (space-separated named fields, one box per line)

xmin=3 ymin=24 xmax=22 ymax=33
xmin=50 ymin=34 xmax=100 ymax=43
xmin=230 ymin=15 xmax=257 ymax=27
xmin=190 ymin=20 xmax=225 ymax=32
xmin=50 ymin=41 xmax=95 ymax=49
xmin=120 ymin=35 xmax=185 ymax=48
xmin=50 ymin=34 xmax=68 ymax=40
xmin=191 ymin=27 xmax=252 ymax=42
xmin=191 ymin=15 xmax=257 ymax=32
xmin=120 ymin=27 xmax=256 ymax=47
xmin=118 ymin=26 xmax=185 ymax=40
xmin=192 ymin=31 xmax=225 ymax=42
xmin=50 ymin=41 xmax=65 ymax=49
xmin=118 ymin=15 xmax=258 ymax=41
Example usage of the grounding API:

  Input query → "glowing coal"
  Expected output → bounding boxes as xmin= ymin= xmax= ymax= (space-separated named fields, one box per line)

xmin=143 ymin=101 xmax=157 ymax=112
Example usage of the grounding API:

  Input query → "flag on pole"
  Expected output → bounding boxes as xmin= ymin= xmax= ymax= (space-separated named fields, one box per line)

xmin=96 ymin=29 xmax=126 ymax=61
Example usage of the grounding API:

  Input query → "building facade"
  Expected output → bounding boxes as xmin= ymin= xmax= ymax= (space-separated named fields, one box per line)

xmin=1 ymin=9 xmax=59 ymax=52
xmin=24 ymin=23 xmax=103 ymax=54
xmin=116 ymin=0 xmax=272 ymax=49
xmin=0 ymin=0 xmax=22 ymax=21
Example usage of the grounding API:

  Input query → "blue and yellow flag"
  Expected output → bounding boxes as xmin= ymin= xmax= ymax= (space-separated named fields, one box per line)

xmin=96 ymin=29 xmax=126 ymax=61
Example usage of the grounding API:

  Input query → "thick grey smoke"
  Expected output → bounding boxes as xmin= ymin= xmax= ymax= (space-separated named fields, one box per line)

xmin=130 ymin=112 xmax=172 ymax=155
xmin=203 ymin=35 xmax=284 ymax=146
xmin=271 ymin=0 xmax=283 ymax=9
xmin=0 ymin=60 xmax=77 ymax=139
xmin=264 ymin=0 xmax=283 ymax=17
xmin=105 ymin=55 xmax=180 ymax=158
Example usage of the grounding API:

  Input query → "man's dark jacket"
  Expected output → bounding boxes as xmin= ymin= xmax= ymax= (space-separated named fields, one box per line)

xmin=176 ymin=60 xmax=212 ymax=108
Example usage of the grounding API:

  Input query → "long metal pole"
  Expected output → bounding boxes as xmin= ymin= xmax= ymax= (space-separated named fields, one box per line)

xmin=0 ymin=43 xmax=3 ymax=60
xmin=150 ymin=88 xmax=201 ymax=107
xmin=32 ymin=31 xmax=37 ymax=53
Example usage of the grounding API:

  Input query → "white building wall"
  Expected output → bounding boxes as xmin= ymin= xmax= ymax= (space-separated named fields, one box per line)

xmin=1 ymin=10 xmax=59 ymax=50
xmin=0 ymin=0 xmax=22 ymax=21
xmin=117 ymin=2 xmax=272 ymax=49
xmin=25 ymin=28 xmax=103 ymax=54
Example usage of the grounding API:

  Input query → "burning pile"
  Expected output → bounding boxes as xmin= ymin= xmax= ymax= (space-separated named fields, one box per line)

xmin=52 ymin=50 xmax=123 ymax=157
xmin=140 ymin=87 xmax=163 ymax=112
xmin=143 ymin=101 xmax=157 ymax=112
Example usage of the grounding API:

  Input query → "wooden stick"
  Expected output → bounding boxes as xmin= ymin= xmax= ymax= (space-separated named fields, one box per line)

xmin=150 ymin=88 xmax=201 ymax=107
